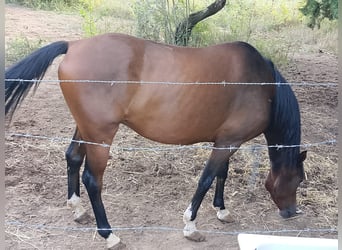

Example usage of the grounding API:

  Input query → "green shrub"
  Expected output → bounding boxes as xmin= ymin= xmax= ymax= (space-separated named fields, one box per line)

xmin=132 ymin=0 xmax=219 ymax=46
xmin=77 ymin=0 xmax=135 ymax=37
xmin=5 ymin=36 xmax=44 ymax=66
xmin=132 ymin=0 xmax=184 ymax=44
xmin=215 ymin=0 xmax=304 ymax=41
xmin=96 ymin=0 xmax=134 ymax=20
xmin=78 ymin=0 xmax=103 ymax=36
xmin=300 ymin=0 xmax=338 ymax=28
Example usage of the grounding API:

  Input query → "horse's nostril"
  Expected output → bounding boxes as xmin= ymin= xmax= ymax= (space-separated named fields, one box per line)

xmin=279 ymin=209 xmax=290 ymax=218
xmin=279 ymin=206 xmax=297 ymax=218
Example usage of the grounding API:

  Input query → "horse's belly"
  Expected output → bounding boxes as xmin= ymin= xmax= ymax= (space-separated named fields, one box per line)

xmin=123 ymin=102 xmax=228 ymax=145
xmin=124 ymin=120 xmax=217 ymax=145
xmin=121 ymin=85 xmax=270 ymax=145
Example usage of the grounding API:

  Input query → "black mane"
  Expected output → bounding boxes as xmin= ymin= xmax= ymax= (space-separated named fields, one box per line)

xmin=264 ymin=61 xmax=301 ymax=170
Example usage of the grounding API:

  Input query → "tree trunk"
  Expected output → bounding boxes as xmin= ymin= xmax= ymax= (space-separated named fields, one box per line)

xmin=174 ymin=0 xmax=226 ymax=46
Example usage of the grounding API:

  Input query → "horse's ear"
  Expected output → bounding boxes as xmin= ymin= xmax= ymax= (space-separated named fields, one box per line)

xmin=299 ymin=151 xmax=307 ymax=163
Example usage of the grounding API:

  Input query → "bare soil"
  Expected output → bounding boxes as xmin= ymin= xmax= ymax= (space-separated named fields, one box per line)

xmin=5 ymin=4 xmax=338 ymax=250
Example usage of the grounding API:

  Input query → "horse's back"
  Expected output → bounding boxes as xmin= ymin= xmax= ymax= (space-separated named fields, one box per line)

xmin=58 ymin=33 xmax=275 ymax=145
xmin=60 ymin=33 xmax=272 ymax=82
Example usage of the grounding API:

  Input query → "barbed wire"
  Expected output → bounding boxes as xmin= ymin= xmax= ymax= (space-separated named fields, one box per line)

xmin=5 ymin=78 xmax=338 ymax=87
xmin=5 ymin=220 xmax=337 ymax=236
xmin=5 ymin=82 xmax=337 ymax=242
xmin=5 ymin=132 xmax=337 ymax=151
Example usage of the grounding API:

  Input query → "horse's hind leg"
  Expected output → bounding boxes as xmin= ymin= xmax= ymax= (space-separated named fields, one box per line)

xmin=65 ymin=128 xmax=89 ymax=223
xmin=213 ymin=160 xmax=234 ymax=223
xmin=81 ymin=128 xmax=124 ymax=249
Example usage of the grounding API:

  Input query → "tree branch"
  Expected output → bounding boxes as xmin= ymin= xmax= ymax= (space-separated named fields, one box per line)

xmin=174 ymin=0 xmax=226 ymax=46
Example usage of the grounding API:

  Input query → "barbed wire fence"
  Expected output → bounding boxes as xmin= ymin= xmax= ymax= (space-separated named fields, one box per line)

xmin=5 ymin=78 xmax=338 ymax=241
xmin=5 ymin=220 xmax=337 ymax=236
xmin=4 ymin=132 xmax=337 ymax=151
xmin=4 ymin=78 xmax=338 ymax=86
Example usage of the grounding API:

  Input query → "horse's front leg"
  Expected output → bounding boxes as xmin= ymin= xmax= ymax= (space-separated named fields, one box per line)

xmin=66 ymin=128 xmax=89 ymax=223
xmin=213 ymin=160 xmax=234 ymax=223
xmin=183 ymin=148 xmax=236 ymax=241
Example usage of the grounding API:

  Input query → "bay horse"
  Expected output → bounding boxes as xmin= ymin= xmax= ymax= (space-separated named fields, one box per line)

xmin=5 ymin=33 xmax=306 ymax=249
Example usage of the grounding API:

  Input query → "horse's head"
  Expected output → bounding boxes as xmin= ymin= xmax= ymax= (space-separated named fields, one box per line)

xmin=265 ymin=151 xmax=307 ymax=218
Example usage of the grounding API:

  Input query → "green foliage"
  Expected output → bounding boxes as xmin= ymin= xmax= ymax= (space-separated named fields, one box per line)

xmin=95 ymin=1 xmax=134 ymax=20
xmin=190 ymin=21 xmax=217 ymax=46
xmin=132 ymin=0 xmax=185 ymax=44
xmin=300 ymin=0 xmax=338 ymax=28
xmin=132 ymin=0 xmax=218 ymax=46
xmin=208 ymin=0 xmax=310 ymax=66
xmin=5 ymin=36 xmax=44 ymax=66
xmin=130 ymin=0 xmax=307 ymax=64
xmin=77 ymin=0 xmax=134 ymax=37
xmin=253 ymin=39 xmax=292 ymax=68
xmin=78 ymin=0 xmax=103 ymax=36
xmin=5 ymin=0 xmax=337 ymax=64
xmin=218 ymin=0 xmax=304 ymax=41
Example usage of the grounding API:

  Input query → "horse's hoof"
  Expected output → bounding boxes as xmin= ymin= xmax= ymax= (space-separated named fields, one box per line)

xmin=107 ymin=234 xmax=125 ymax=249
xmin=74 ymin=211 xmax=93 ymax=225
xmin=217 ymin=209 xmax=234 ymax=223
xmin=184 ymin=230 xmax=206 ymax=242
xmin=108 ymin=241 xmax=126 ymax=250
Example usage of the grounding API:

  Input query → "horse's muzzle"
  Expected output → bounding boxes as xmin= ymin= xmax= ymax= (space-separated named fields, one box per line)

xmin=279 ymin=205 xmax=297 ymax=218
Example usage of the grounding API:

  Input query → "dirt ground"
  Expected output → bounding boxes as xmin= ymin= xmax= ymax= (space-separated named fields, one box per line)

xmin=5 ymin=4 xmax=338 ymax=250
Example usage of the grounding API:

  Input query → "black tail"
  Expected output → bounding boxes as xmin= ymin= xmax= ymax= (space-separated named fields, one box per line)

xmin=5 ymin=41 xmax=69 ymax=118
